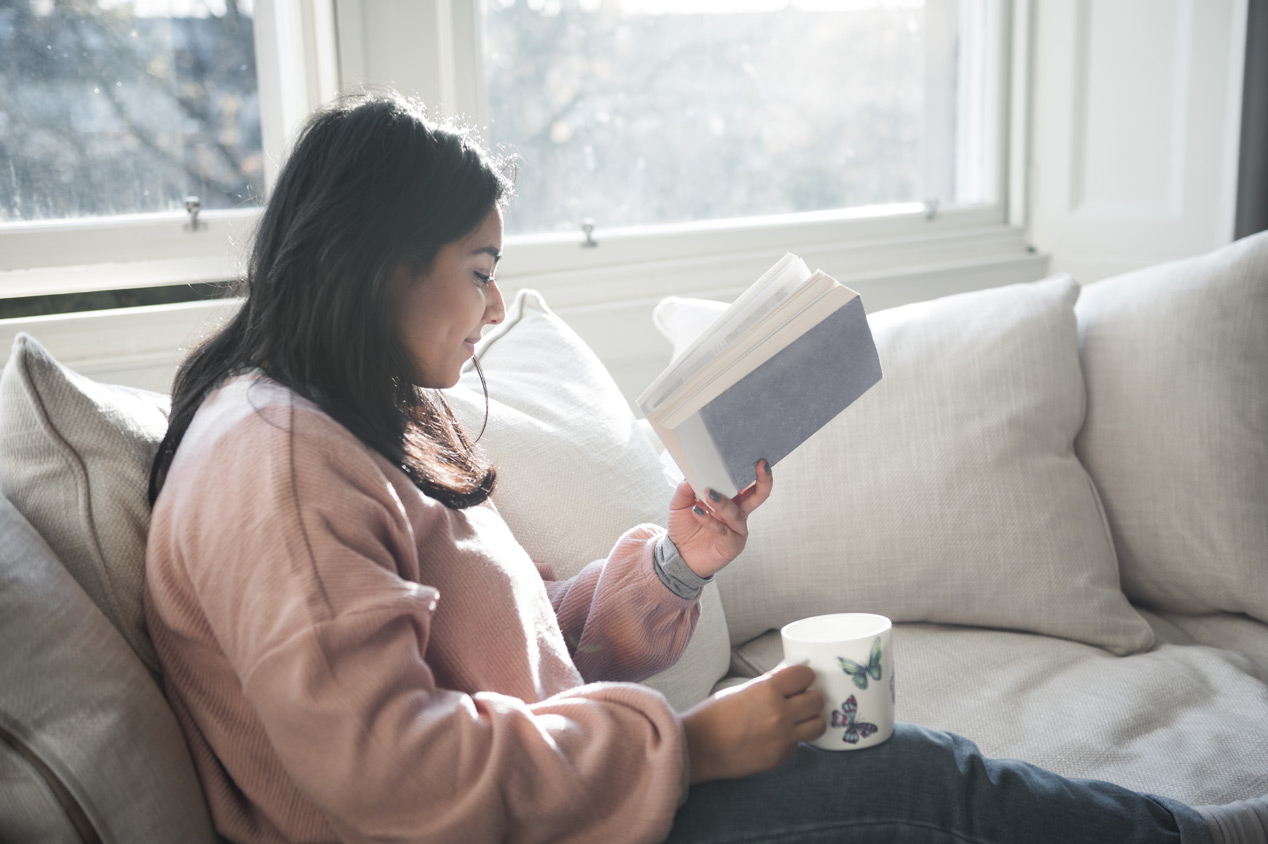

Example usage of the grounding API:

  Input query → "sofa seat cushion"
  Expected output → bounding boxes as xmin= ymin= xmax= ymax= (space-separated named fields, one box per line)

xmin=1075 ymin=229 xmax=1268 ymax=621
xmin=0 ymin=494 xmax=216 ymax=843
xmin=1140 ymin=609 xmax=1268 ymax=673
xmin=724 ymin=623 xmax=1268 ymax=806
xmin=653 ymin=276 xmax=1154 ymax=655
xmin=446 ymin=289 xmax=730 ymax=711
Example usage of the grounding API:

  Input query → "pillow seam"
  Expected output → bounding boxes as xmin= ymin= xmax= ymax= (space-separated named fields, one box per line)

xmin=15 ymin=343 xmax=124 ymax=630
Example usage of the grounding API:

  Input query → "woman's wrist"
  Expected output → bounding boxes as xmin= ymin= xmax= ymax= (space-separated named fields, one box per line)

xmin=653 ymin=535 xmax=713 ymax=600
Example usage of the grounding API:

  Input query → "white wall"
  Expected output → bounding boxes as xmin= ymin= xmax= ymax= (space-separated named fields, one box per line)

xmin=1026 ymin=0 xmax=1247 ymax=282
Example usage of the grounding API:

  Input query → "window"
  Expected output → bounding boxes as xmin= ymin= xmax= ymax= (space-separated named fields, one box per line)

xmin=481 ymin=0 xmax=1001 ymax=237
xmin=1 ymin=0 xmax=1019 ymax=307
xmin=0 ymin=0 xmax=334 ymax=302
xmin=1 ymin=0 xmax=264 ymax=224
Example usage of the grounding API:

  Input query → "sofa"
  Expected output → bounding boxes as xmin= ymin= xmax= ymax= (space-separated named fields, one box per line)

xmin=1 ymin=230 xmax=1265 ymax=842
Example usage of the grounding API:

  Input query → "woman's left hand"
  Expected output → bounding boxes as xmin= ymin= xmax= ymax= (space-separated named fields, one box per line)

xmin=667 ymin=459 xmax=774 ymax=579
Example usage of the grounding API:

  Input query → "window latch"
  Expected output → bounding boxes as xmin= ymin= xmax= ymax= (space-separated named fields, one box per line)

xmin=581 ymin=218 xmax=598 ymax=248
xmin=184 ymin=196 xmax=203 ymax=232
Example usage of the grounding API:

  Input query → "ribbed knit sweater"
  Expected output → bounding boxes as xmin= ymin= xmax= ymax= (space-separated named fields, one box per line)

xmin=144 ymin=375 xmax=697 ymax=844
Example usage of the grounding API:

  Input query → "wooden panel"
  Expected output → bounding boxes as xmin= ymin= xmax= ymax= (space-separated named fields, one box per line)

xmin=1069 ymin=0 xmax=1187 ymax=216
xmin=1029 ymin=0 xmax=1247 ymax=281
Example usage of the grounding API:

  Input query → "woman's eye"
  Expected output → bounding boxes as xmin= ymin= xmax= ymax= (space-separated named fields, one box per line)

xmin=474 ymin=271 xmax=495 ymax=286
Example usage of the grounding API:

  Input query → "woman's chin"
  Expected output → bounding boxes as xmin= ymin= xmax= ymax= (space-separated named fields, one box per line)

xmin=411 ymin=368 xmax=463 ymax=390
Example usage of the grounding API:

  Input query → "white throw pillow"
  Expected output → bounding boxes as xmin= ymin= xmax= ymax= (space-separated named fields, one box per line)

xmin=1075 ymin=230 xmax=1268 ymax=621
xmin=653 ymin=276 xmax=1155 ymax=655
xmin=0 ymin=334 xmax=170 ymax=678
xmin=446 ymin=289 xmax=732 ymax=710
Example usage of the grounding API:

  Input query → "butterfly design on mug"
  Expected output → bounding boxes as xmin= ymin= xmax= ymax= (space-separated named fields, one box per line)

xmin=837 ymin=636 xmax=883 ymax=690
xmin=831 ymin=694 xmax=879 ymax=745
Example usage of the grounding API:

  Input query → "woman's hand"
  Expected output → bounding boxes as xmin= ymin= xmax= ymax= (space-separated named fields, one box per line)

xmin=667 ymin=459 xmax=773 ymax=579
xmin=681 ymin=663 xmax=825 ymax=785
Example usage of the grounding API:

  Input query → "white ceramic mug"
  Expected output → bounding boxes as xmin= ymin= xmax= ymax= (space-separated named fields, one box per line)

xmin=780 ymin=613 xmax=895 ymax=751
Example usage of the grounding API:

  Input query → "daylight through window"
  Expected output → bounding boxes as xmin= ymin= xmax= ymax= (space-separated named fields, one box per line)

xmin=0 ymin=0 xmax=263 ymax=224
xmin=481 ymin=0 xmax=995 ymax=237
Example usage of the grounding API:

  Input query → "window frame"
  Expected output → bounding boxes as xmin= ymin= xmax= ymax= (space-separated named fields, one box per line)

xmin=1 ymin=0 xmax=1028 ymax=306
xmin=0 ymin=0 xmax=338 ymax=299
xmin=333 ymin=0 xmax=1026 ymax=311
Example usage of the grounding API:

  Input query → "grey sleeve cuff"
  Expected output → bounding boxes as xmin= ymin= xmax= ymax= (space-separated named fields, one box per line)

xmin=653 ymin=535 xmax=713 ymax=601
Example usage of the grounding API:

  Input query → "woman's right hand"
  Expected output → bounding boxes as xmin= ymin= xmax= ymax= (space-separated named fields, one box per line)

xmin=681 ymin=663 xmax=826 ymax=785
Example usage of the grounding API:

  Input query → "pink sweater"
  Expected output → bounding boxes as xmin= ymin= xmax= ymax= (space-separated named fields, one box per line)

xmin=144 ymin=375 xmax=697 ymax=844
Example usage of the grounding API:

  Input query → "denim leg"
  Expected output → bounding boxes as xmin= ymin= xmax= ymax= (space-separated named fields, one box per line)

xmin=662 ymin=723 xmax=1212 ymax=844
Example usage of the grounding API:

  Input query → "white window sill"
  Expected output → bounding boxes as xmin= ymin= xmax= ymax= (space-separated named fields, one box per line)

xmin=0 ymin=211 xmax=1048 ymax=403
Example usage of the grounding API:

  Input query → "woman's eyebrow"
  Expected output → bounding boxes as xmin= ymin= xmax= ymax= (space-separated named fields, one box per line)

xmin=471 ymin=246 xmax=502 ymax=263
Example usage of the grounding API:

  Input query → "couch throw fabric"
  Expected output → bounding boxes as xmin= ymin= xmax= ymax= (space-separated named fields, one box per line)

xmin=1075 ymin=229 xmax=1268 ymax=621
xmin=0 ymin=495 xmax=217 ymax=844
xmin=0 ymin=333 xmax=170 ymax=679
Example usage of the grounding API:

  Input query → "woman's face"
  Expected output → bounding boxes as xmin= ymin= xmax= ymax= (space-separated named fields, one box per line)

xmin=393 ymin=207 xmax=506 ymax=388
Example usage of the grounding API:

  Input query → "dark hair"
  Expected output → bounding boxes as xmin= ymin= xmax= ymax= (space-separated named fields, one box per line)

xmin=149 ymin=91 xmax=514 ymax=510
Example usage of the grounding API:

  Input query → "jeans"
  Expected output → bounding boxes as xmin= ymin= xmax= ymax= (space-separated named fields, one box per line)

xmin=662 ymin=723 xmax=1211 ymax=844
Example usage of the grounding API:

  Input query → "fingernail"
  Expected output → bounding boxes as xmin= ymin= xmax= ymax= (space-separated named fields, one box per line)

xmin=761 ymin=459 xmax=772 ymax=475
xmin=707 ymin=489 xmax=721 ymax=502
xmin=693 ymin=505 xmax=706 ymax=516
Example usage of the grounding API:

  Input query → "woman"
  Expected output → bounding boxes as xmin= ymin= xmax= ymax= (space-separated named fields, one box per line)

xmin=145 ymin=92 xmax=1259 ymax=844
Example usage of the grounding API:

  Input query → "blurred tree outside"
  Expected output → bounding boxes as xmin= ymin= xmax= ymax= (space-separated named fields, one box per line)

xmin=3 ymin=0 xmax=942 ymax=234
xmin=0 ymin=0 xmax=965 ymax=317
xmin=482 ymin=0 xmax=933 ymax=236
xmin=0 ymin=0 xmax=263 ymax=223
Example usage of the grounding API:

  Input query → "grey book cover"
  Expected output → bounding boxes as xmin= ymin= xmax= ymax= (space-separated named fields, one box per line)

xmin=697 ymin=295 xmax=882 ymax=491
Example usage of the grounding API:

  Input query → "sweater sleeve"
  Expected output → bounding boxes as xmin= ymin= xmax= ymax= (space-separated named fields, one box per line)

xmin=540 ymin=528 xmax=702 ymax=684
xmin=155 ymin=399 xmax=689 ymax=844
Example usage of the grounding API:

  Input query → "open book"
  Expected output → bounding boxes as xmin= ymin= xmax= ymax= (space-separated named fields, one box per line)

xmin=638 ymin=254 xmax=883 ymax=498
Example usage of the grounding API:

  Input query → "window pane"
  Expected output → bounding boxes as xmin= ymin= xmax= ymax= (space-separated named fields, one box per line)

xmin=0 ymin=0 xmax=263 ymax=223
xmin=481 ymin=0 xmax=992 ymax=236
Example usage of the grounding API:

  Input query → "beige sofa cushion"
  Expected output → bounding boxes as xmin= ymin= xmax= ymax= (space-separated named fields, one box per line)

xmin=0 ymin=333 xmax=169 ymax=678
xmin=0 ymin=494 xmax=216 ymax=843
xmin=447 ymin=289 xmax=732 ymax=711
xmin=653 ymin=276 xmax=1154 ymax=655
xmin=1075 ymin=230 xmax=1268 ymax=621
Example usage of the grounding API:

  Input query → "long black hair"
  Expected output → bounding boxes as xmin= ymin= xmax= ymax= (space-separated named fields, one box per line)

xmin=149 ymin=92 xmax=514 ymax=510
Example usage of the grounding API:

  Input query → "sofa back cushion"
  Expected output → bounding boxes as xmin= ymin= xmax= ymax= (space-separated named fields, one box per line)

xmin=446 ymin=289 xmax=732 ymax=711
xmin=0 ymin=333 xmax=170 ymax=679
xmin=653 ymin=275 xmax=1155 ymax=655
xmin=1075 ymin=230 xmax=1268 ymax=620
xmin=0 ymin=494 xmax=217 ymax=844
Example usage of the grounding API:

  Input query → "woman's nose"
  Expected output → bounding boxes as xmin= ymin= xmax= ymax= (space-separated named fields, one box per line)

xmin=485 ymin=283 xmax=506 ymax=326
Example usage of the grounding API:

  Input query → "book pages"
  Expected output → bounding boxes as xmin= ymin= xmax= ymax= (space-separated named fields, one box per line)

xmin=654 ymin=280 xmax=853 ymax=430
xmin=698 ymin=295 xmax=881 ymax=493
xmin=638 ymin=254 xmax=811 ymax=414
xmin=642 ymin=252 xmax=883 ymax=498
